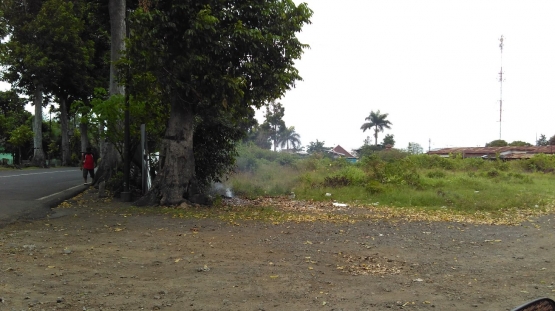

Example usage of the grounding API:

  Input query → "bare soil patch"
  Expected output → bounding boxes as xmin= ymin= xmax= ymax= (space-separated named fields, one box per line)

xmin=1 ymin=189 xmax=554 ymax=311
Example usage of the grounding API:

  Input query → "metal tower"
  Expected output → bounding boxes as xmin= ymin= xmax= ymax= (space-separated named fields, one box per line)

xmin=498 ymin=35 xmax=504 ymax=140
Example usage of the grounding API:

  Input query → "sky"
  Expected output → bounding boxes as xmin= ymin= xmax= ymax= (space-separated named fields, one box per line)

xmin=255 ymin=0 xmax=555 ymax=152
xmin=3 ymin=1 xmax=555 ymax=153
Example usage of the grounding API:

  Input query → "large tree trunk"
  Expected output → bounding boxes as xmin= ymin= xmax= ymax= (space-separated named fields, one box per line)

xmin=80 ymin=121 xmax=90 ymax=153
xmin=94 ymin=0 xmax=125 ymax=185
xmin=108 ymin=0 xmax=125 ymax=96
xmin=32 ymin=85 xmax=45 ymax=167
xmin=60 ymin=97 xmax=70 ymax=166
xmin=136 ymin=96 xmax=196 ymax=206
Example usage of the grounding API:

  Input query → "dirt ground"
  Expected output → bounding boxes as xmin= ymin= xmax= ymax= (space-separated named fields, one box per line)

xmin=1 ymin=188 xmax=555 ymax=311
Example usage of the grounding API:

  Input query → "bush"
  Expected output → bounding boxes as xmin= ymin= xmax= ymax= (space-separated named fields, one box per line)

xmin=485 ymin=169 xmax=500 ymax=178
xmin=235 ymin=154 xmax=258 ymax=172
xmin=365 ymin=180 xmax=385 ymax=194
xmin=522 ymin=154 xmax=555 ymax=173
xmin=426 ymin=170 xmax=446 ymax=178
xmin=411 ymin=154 xmax=455 ymax=170
xmin=376 ymin=149 xmax=409 ymax=162
xmin=277 ymin=153 xmax=295 ymax=166
xmin=323 ymin=176 xmax=351 ymax=188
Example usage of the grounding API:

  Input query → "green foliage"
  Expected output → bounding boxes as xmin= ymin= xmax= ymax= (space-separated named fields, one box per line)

xmin=306 ymin=139 xmax=328 ymax=154
xmin=260 ymin=101 xmax=285 ymax=151
xmin=89 ymin=88 xmax=166 ymax=163
xmin=518 ymin=153 xmax=555 ymax=173
xmin=509 ymin=140 xmax=531 ymax=146
xmin=537 ymin=134 xmax=548 ymax=146
xmin=381 ymin=134 xmax=395 ymax=147
xmin=2 ymin=0 xmax=97 ymax=99
xmin=278 ymin=126 xmax=301 ymax=151
xmin=426 ymin=170 xmax=446 ymax=178
xmin=360 ymin=110 xmax=392 ymax=146
xmin=406 ymin=142 xmax=424 ymax=154
xmin=8 ymin=124 xmax=33 ymax=147
xmin=0 ymin=90 xmax=30 ymax=154
xmin=228 ymin=147 xmax=555 ymax=213
xmin=486 ymin=139 xmax=508 ymax=147
xmin=356 ymin=144 xmax=382 ymax=157
xmin=126 ymin=1 xmax=312 ymax=199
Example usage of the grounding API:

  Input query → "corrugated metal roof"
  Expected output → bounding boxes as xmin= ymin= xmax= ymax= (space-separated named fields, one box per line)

xmin=427 ymin=146 xmax=555 ymax=155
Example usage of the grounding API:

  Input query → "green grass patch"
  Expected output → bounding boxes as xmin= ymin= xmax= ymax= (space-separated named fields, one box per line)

xmin=225 ymin=145 xmax=555 ymax=216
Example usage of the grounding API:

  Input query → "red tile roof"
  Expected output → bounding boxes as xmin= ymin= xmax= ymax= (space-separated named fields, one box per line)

xmin=330 ymin=145 xmax=355 ymax=158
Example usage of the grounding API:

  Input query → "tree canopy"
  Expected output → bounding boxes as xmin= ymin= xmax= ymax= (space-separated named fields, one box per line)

xmin=261 ymin=101 xmax=286 ymax=152
xmin=537 ymin=134 xmax=548 ymax=146
xmin=306 ymin=140 xmax=328 ymax=154
xmin=128 ymin=1 xmax=312 ymax=205
xmin=485 ymin=139 xmax=508 ymax=147
xmin=278 ymin=126 xmax=301 ymax=151
xmin=361 ymin=110 xmax=392 ymax=146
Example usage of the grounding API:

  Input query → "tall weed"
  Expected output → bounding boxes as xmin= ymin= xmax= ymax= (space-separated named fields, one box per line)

xmin=228 ymin=144 xmax=555 ymax=212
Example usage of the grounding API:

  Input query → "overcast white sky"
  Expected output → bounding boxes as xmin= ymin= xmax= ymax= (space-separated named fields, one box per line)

xmin=3 ymin=1 xmax=555 ymax=153
xmin=258 ymin=0 xmax=555 ymax=152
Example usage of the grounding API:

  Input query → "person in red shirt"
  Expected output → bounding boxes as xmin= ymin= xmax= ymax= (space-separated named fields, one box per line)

xmin=82 ymin=147 xmax=95 ymax=185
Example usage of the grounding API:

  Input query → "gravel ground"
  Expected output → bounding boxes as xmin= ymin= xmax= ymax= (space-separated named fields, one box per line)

xmin=1 ymin=188 xmax=554 ymax=311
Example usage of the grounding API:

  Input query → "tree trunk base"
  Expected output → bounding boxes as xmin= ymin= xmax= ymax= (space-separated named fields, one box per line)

xmin=92 ymin=142 xmax=120 ymax=186
xmin=134 ymin=180 xmax=212 ymax=207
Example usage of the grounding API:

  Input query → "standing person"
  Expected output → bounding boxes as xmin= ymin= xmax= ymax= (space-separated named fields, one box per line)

xmin=82 ymin=147 xmax=95 ymax=185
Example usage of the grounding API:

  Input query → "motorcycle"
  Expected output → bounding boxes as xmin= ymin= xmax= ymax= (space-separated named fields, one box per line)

xmin=512 ymin=297 xmax=555 ymax=311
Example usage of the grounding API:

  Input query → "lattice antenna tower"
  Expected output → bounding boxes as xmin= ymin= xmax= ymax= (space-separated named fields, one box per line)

xmin=498 ymin=35 xmax=504 ymax=140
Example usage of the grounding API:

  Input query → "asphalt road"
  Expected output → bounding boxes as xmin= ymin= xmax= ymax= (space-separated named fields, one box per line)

xmin=0 ymin=167 xmax=87 ymax=228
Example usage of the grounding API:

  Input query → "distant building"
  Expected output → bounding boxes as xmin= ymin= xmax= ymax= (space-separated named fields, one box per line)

xmin=328 ymin=145 xmax=358 ymax=163
xmin=427 ymin=146 xmax=555 ymax=160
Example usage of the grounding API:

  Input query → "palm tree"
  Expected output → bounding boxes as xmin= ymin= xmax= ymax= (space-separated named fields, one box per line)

xmin=360 ymin=110 xmax=392 ymax=146
xmin=278 ymin=126 xmax=301 ymax=151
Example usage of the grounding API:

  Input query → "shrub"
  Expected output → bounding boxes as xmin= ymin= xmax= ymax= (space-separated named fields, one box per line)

xmin=365 ymin=180 xmax=385 ymax=194
xmin=523 ymin=154 xmax=555 ymax=173
xmin=426 ymin=170 xmax=446 ymax=178
xmin=235 ymin=154 xmax=258 ymax=172
xmin=359 ymin=155 xmax=386 ymax=182
xmin=485 ymin=169 xmax=500 ymax=178
xmin=376 ymin=149 xmax=409 ymax=162
xmin=323 ymin=176 xmax=351 ymax=188
xmin=277 ymin=153 xmax=295 ymax=166
xmin=460 ymin=157 xmax=486 ymax=171
xmin=411 ymin=154 xmax=455 ymax=170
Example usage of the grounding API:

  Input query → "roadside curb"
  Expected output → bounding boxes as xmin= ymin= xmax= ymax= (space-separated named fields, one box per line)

xmin=0 ymin=185 xmax=89 ymax=228
xmin=43 ymin=185 xmax=90 ymax=215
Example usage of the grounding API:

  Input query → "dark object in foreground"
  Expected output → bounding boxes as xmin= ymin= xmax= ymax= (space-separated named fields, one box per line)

xmin=512 ymin=298 xmax=555 ymax=311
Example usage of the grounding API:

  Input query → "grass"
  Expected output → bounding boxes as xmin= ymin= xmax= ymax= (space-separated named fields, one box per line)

xmin=226 ymin=144 xmax=555 ymax=217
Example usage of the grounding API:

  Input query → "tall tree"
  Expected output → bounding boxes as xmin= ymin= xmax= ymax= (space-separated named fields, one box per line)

xmin=406 ymin=142 xmax=423 ymax=154
xmin=306 ymin=139 xmax=328 ymax=154
xmin=2 ymin=0 xmax=99 ymax=166
xmin=381 ymin=134 xmax=395 ymax=147
xmin=485 ymin=139 xmax=508 ymax=147
xmin=360 ymin=110 xmax=392 ymax=146
xmin=93 ymin=0 xmax=125 ymax=184
xmin=278 ymin=126 xmax=301 ymax=150
xmin=537 ymin=134 xmax=548 ymax=146
xmin=130 ymin=1 xmax=312 ymax=205
xmin=261 ymin=101 xmax=286 ymax=152
xmin=1 ymin=0 xmax=48 ymax=166
xmin=8 ymin=124 xmax=33 ymax=164
xmin=0 ymin=90 xmax=30 ymax=154
xmin=509 ymin=140 xmax=531 ymax=147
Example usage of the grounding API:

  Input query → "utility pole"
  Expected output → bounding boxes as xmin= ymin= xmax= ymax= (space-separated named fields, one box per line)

xmin=498 ymin=35 xmax=504 ymax=140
